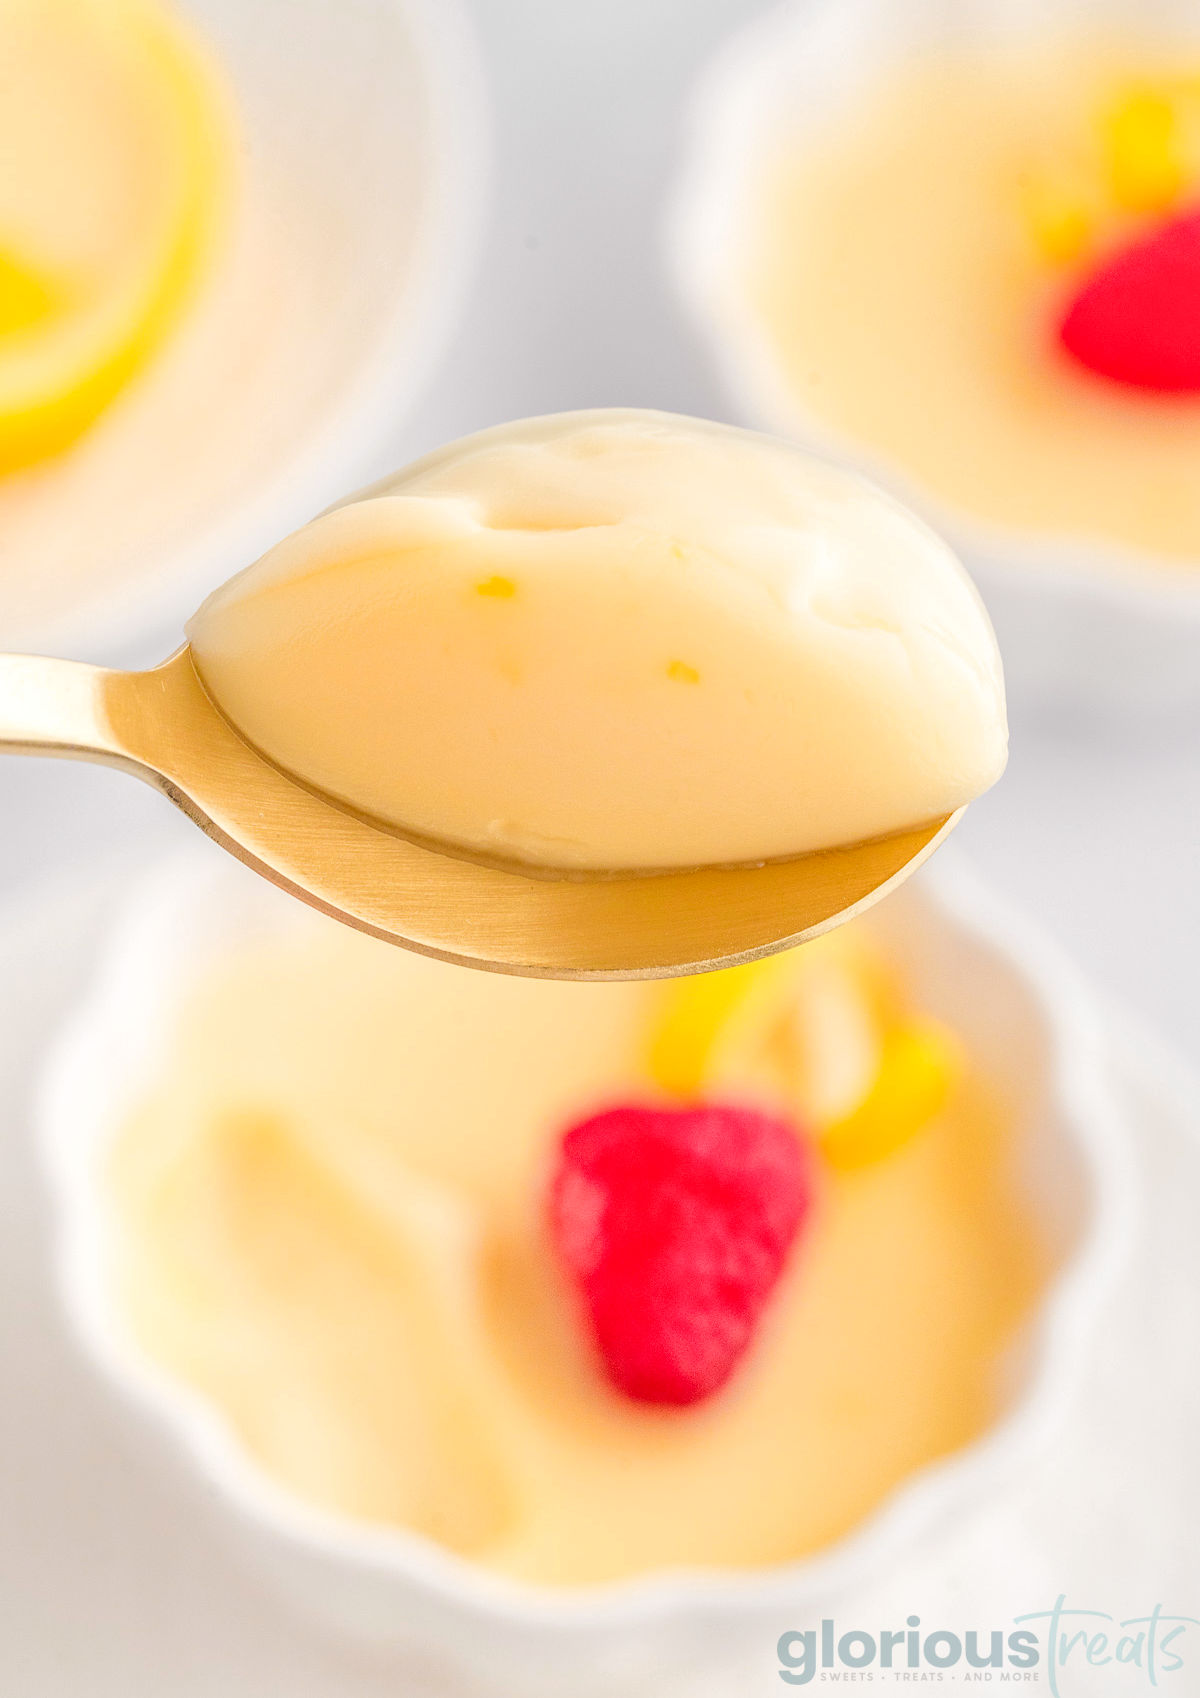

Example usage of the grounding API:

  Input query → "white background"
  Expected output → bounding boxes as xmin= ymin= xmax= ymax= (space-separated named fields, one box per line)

xmin=1 ymin=0 xmax=1197 ymax=1062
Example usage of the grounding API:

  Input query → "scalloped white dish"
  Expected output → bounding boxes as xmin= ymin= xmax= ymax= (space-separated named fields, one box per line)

xmin=668 ymin=0 xmax=1200 ymax=713
xmin=2 ymin=0 xmax=486 ymax=659
xmin=35 ymin=849 xmax=1134 ymax=1697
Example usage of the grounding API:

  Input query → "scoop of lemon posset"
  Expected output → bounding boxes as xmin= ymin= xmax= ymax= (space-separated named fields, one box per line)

xmin=189 ymin=411 xmax=1006 ymax=873
xmin=0 ymin=411 xmax=1006 ymax=976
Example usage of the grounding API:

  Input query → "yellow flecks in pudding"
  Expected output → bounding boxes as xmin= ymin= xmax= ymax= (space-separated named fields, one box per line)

xmin=187 ymin=414 xmax=1006 ymax=873
xmin=647 ymin=934 xmax=961 ymax=1171
xmin=0 ymin=0 xmax=235 ymax=474
xmin=475 ymin=575 xmax=517 ymax=599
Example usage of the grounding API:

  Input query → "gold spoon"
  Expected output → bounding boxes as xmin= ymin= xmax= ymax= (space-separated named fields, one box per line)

xmin=0 ymin=646 xmax=960 ymax=979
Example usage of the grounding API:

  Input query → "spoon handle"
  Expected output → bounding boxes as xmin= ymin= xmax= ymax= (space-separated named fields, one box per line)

xmin=0 ymin=654 xmax=125 ymax=763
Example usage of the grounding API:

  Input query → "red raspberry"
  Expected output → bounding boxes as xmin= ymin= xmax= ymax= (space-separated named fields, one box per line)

xmin=1059 ymin=206 xmax=1200 ymax=391
xmin=548 ymin=1101 xmax=816 ymax=1406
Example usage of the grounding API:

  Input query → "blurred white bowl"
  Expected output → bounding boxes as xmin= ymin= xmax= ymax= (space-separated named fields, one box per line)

xmin=5 ymin=0 xmax=486 ymax=659
xmin=667 ymin=0 xmax=1200 ymax=715
xmin=36 ymin=849 xmax=1134 ymax=1696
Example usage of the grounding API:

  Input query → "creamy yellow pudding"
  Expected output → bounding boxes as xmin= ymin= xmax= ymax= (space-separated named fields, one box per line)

xmin=106 ymin=913 xmax=1045 ymax=1585
xmin=188 ymin=411 xmax=1007 ymax=872
xmin=0 ymin=0 xmax=233 ymax=471
xmin=741 ymin=38 xmax=1200 ymax=563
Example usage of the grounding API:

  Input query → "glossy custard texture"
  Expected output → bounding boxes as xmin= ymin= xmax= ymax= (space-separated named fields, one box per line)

xmin=188 ymin=412 xmax=1007 ymax=872
xmin=106 ymin=917 xmax=1045 ymax=1585
xmin=743 ymin=39 xmax=1200 ymax=563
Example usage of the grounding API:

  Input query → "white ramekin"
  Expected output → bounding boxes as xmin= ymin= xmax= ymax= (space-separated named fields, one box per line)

xmin=667 ymin=0 xmax=1200 ymax=715
xmin=11 ymin=0 xmax=487 ymax=659
xmin=37 ymin=850 xmax=1135 ymax=1696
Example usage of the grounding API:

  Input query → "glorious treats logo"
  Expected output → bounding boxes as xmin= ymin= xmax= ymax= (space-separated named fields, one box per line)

xmin=777 ymin=1599 xmax=1199 ymax=1690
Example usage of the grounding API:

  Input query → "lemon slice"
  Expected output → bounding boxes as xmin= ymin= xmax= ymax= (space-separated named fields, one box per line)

xmin=647 ymin=948 xmax=804 ymax=1100
xmin=1021 ymin=73 xmax=1200 ymax=268
xmin=647 ymin=933 xmax=962 ymax=1169
xmin=819 ymin=1015 xmax=963 ymax=1170
xmin=0 ymin=0 xmax=234 ymax=472
xmin=647 ymin=935 xmax=884 ymax=1118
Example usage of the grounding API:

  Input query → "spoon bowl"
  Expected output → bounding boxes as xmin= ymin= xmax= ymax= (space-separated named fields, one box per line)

xmin=0 ymin=647 xmax=961 ymax=978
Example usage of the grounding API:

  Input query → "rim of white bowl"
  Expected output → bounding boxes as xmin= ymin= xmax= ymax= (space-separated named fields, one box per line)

xmin=665 ymin=0 xmax=1200 ymax=631
xmin=31 ymin=0 xmax=489 ymax=661
xmin=35 ymin=848 xmax=1137 ymax=1632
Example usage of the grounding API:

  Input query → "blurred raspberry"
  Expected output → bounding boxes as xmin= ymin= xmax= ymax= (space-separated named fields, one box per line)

xmin=1059 ymin=206 xmax=1200 ymax=391
xmin=548 ymin=1101 xmax=815 ymax=1405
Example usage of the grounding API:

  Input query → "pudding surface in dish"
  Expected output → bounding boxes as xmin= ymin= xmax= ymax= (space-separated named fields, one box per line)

xmin=188 ymin=410 xmax=1006 ymax=872
xmin=742 ymin=37 xmax=1200 ymax=564
xmin=105 ymin=915 xmax=1045 ymax=1585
